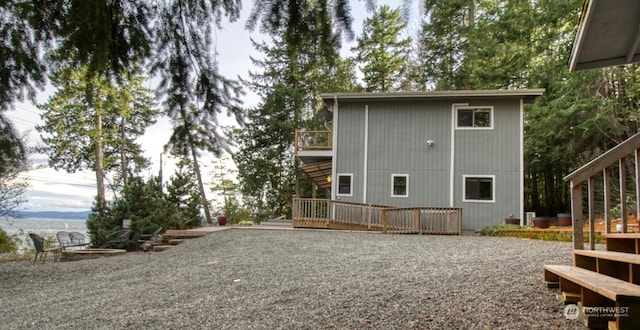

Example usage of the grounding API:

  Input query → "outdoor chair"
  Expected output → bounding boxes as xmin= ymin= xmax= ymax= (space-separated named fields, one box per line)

xmin=29 ymin=233 xmax=61 ymax=264
xmin=137 ymin=227 xmax=163 ymax=251
xmin=68 ymin=232 xmax=90 ymax=249
xmin=105 ymin=229 xmax=132 ymax=249
xmin=56 ymin=231 xmax=72 ymax=249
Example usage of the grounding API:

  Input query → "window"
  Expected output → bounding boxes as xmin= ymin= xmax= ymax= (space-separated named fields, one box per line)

xmin=463 ymin=175 xmax=494 ymax=202
xmin=391 ymin=174 xmax=409 ymax=197
xmin=456 ymin=107 xmax=493 ymax=129
xmin=337 ymin=174 xmax=352 ymax=196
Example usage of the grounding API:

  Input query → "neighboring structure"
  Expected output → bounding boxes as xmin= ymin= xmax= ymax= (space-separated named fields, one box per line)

xmin=297 ymin=89 xmax=544 ymax=231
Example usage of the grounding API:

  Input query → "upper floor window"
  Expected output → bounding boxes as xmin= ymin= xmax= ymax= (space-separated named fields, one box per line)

xmin=456 ymin=106 xmax=493 ymax=129
xmin=391 ymin=174 xmax=409 ymax=197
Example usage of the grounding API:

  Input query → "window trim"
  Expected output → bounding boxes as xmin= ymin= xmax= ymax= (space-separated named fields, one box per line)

xmin=336 ymin=173 xmax=353 ymax=197
xmin=455 ymin=106 xmax=494 ymax=130
xmin=391 ymin=174 xmax=409 ymax=198
xmin=462 ymin=175 xmax=495 ymax=203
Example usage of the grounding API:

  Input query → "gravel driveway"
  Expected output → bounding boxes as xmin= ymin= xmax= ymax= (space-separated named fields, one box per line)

xmin=0 ymin=228 xmax=586 ymax=329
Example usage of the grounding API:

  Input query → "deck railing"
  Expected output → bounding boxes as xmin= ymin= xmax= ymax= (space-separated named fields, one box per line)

xmin=294 ymin=130 xmax=332 ymax=152
xmin=292 ymin=198 xmax=462 ymax=235
xmin=564 ymin=132 xmax=640 ymax=249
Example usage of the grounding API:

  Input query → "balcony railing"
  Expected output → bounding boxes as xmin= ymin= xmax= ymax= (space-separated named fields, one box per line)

xmin=564 ymin=132 xmax=640 ymax=249
xmin=292 ymin=198 xmax=462 ymax=235
xmin=294 ymin=130 xmax=332 ymax=152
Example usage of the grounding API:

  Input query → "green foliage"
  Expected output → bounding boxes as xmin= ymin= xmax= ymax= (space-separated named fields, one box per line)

xmin=352 ymin=5 xmax=412 ymax=92
xmin=479 ymin=224 xmax=523 ymax=236
xmin=87 ymin=174 xmax=203 ymax=248
xmin=0 ymin=227 xmax=16 ymax=253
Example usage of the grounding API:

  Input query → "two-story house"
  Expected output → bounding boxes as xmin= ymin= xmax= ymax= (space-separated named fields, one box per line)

xmin=297 ymin=89 xmax=544 ymax=231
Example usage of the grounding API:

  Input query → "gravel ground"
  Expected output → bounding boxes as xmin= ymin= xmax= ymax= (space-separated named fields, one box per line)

xmin=0 ymin=228 xmax=587 ymax=329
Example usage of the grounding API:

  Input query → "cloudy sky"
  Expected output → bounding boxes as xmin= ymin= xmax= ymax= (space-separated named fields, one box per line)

xmin=6 ymin=1 xmax=419 ymax=212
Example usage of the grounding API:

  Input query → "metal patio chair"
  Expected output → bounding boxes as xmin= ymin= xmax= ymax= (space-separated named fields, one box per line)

xmin=29 ymin=233 xmax=61 ymax=264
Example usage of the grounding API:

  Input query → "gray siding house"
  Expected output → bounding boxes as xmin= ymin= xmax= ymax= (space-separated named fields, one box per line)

xmin=299 ymin=90 xmax=544 ymax=231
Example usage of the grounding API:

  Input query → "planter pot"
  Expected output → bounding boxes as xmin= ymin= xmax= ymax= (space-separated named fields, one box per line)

xmin=504 ymin=218 xmax=520 ymax=225
xmin=217 ymin=216 xmax=227 ymax=226
xmin=532 ymin=216 xmax=550 ymax=228
xmin=557 ymin=213 xmax=572 ymax=226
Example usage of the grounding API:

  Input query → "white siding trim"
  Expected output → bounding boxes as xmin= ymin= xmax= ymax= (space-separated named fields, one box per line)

xmin=450 ymin=103 xmax=468 ymax=207
xmin=362 ymin=104 xmax=369 ymax=203
xmin=331 ymin=96 xmax=339 ymax=201
xmin=519 ymin=98 xmax=525 ymax=225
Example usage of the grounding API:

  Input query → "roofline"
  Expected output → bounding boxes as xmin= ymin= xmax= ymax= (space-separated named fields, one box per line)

xmin=568 ymin=0 xmax=597 ymax=72
xmin=321 ymin=89 xmax=545 ymax=104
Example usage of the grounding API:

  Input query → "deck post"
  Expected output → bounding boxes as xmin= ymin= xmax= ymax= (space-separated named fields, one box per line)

xmin=603 ymin=167 xmax=612 ymax=234
xmin=414 ymin=209 xmax=420 ymax=234
xmin=381 ymin=209 xmax=387 ymax=233
xmin=620 ymin=158 xmax=628 ymax=233
xmin=588 ymin=177 xmax=596 ymax=250
xmin=636 ymin=149 xmax=640 ymax=224
xmin=571 ymin=181 xmax=584 ymax=250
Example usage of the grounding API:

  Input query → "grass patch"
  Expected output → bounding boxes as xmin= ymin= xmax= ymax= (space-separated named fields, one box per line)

xmin=480 ymin=224 xmax=605 ymax=243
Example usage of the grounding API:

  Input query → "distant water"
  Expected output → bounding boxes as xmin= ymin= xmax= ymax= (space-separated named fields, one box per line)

xmin=0 ymin=217 xmax=88 ymax=252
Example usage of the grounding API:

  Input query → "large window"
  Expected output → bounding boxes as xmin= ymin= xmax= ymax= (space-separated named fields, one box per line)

xmin=463 ymin=175 xmax=494 ymax=202
xmin=391 ymin=174 xmax=409 ymax=197
xmin=456 ymin=106 xmax=493 ymax=129
xmin=337 ymin=174 xmax=353 ymax=196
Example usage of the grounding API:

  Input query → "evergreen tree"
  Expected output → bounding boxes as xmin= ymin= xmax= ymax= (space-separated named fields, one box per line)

xmin=37 ymin=63 xmax=157 ymax=209
xmin=352 ymin=5 xmax=412 ymax=92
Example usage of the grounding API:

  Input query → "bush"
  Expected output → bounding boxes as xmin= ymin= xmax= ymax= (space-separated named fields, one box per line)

xmin=0 ymin=227 xmax=16 ymax=253
xmin=479 ymin=224 xmax=523 ymax=236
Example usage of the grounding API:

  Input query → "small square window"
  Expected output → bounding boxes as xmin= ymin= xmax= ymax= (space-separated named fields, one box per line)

xmin=464 ymin=176 xmax=494 ymax=202
xmin=392 ymin=174 xmax=408 ymax=197
xmin=456 ymin=107 xmax=493 ymax=128
xmin=337 ymin=174 xmax=352 ymax=196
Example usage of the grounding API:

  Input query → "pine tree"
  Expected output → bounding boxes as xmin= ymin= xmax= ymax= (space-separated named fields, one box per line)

xmin=36 ymin=63 xmax=157 ymax=209
xmin=352 ymin=5 xmax=412 ymax=92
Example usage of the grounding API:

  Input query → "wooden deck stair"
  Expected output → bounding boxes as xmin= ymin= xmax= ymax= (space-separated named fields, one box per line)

xmin=148 ymin=229 xmax=214 ymax=252
xmin=544 ymin=236 xmax=640 ymax=329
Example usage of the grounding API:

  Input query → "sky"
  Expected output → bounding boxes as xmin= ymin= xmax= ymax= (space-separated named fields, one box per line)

xmin=5 ymin=0 xmax=420 ymax=212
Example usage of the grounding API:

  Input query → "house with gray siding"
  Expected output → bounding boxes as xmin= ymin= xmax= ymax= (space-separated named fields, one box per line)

xmin=296 ymin=89 xmax=544 ymax=231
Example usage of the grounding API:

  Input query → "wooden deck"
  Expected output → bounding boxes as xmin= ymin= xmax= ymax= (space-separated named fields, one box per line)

xmin=292 ymin=198 xmax=462 ymax=235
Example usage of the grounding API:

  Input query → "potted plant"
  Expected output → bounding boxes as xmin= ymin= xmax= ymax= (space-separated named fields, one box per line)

xmin=557 ymin=212 xmax=572 ymax=226
xmin=504 ymin=214 xmax=520 ymax=225
xmin=532 ymin=216 xmax=550 ymax=228
xmin=217 ymin=215 xmax=227 ymax=226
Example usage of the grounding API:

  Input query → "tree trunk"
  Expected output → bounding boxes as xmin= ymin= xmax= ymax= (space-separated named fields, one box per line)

xmin=95 ymin=111 xmax=106 ymax=213
xmin=189 ymin=142 xmax=213 ymax=224
xmin=120 ymin=117 xmax=128 ymax=186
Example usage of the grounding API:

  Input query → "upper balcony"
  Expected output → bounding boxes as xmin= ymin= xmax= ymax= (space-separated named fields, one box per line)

xmin=295 ymin=129 xmax=332 ymax=164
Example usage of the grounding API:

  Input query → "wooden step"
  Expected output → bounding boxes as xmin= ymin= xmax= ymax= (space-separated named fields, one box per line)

xmin=168 ymin=239 xmax=184 ymax=245
xmin=152 ymin=245 xmax=171 ymax=252
xmin=544 ymin=265 xmax=640 ymax=329
xmin=162 ymin=231 xmax=210 ymax=240
xmin=574 ymin=250 xmax=640 ymax=284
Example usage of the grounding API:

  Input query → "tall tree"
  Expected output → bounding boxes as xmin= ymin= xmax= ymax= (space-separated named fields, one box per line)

xmin=352 ymin=5 xmax=412 ymax=92
xmin=37 ymin=63 xmax=157 ymax=209
xmin=234 ymin=1 xmax=359 ymax=217
xmin=0 ymin=118 xmax=28 ymax=217
xmin=418 ymin=0 xmax=475 ymax=90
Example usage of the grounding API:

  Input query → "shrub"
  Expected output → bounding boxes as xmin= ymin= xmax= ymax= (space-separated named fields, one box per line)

xmin=0 ymin=227 xmax=16 ymax=253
